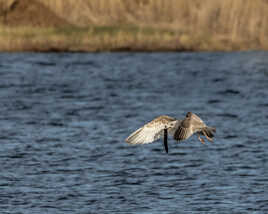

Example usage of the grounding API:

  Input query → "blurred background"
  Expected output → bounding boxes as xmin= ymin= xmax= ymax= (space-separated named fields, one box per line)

xmin=0 ymin=1 xmax=268 ymax=214
xmin=1 ymin=0 xmax=268 ymax=51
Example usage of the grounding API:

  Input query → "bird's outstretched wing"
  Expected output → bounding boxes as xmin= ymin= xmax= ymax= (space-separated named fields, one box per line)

xmin=125 ymin=115 xmax=179 ymax=145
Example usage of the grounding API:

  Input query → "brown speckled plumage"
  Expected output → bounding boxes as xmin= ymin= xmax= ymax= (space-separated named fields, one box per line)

xmin=126 ymin=112 xmax=216 ymax=153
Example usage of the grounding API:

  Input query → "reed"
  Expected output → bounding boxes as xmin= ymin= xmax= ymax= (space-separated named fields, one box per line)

xmin=1 ymin=0 xmax=268 ymax=51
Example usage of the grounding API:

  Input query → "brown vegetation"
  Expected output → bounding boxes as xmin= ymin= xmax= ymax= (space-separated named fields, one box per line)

xmin=0 ymin=0 xmax=70 ymax=27
xmin=1 ymin=0 xmax=268 ymax=51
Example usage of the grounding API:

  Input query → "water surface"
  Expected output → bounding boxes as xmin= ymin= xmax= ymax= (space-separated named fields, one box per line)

xmin=0 ymin=52 xmax=268 ymax=213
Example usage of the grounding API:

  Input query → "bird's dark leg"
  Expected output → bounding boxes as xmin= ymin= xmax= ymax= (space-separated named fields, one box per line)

xmin=164 ymin=128 xmax=168 ymax=153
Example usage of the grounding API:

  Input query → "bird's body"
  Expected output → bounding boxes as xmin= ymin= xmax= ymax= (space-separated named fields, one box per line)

xmin=125 ymin=112 xmax=216 ymax=153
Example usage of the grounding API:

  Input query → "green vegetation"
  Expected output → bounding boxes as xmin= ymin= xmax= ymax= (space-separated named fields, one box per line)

xmin=0 ymin=25 xmax=182 ymax=52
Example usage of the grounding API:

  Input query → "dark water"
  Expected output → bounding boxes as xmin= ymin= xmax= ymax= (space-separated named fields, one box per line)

xmin=0 ymin=52 xmax=268 ymax=213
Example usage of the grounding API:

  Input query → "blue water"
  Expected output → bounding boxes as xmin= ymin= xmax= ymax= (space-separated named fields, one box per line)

xmin=0 ymin=52 xmax=268 ymax=213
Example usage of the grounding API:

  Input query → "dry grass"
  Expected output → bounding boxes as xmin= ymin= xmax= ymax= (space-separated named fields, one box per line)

xmin=1 ymin=0 xmax=268 ymax=51
xmin=0 ymin=25 xmax=185 ymax=52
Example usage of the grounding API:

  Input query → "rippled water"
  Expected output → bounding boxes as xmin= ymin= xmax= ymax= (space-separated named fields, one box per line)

xmin=0 ymin=52 xmax=268 ymax=213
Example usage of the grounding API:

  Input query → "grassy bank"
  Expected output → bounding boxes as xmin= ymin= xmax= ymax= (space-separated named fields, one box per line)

xmin=1 ymin=0 xmax=268 ymax=51
xmin=0 ymin=25 xmax=252 ymax=52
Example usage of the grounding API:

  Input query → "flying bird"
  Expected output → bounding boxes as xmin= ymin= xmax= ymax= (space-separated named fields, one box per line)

xmin=125 ymin=112 xmax=216 ymax=153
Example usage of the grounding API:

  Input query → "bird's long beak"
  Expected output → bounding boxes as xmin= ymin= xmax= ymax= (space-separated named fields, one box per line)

xmin=164 ymin=129 xmax=168 ymax=153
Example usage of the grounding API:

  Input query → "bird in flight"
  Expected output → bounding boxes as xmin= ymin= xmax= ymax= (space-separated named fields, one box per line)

xmin=125 ymin=112 xmax=216 ymax=153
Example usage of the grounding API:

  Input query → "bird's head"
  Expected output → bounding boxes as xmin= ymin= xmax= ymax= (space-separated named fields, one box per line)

xmin=186 ymin=112 xmax=193 ymax=118
xmin=186 ymin=112 xmax=204 ymax=123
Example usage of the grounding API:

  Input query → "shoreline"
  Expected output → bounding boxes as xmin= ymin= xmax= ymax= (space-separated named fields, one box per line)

xmin=0 ymin=26 xmax=266 ymax=53
xmin=1 ymin=0 xmax=268 ymax=52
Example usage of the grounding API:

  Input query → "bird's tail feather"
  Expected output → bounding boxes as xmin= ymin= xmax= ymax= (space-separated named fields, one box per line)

xmin=202 ymin=126 xmax=216 ymax=138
